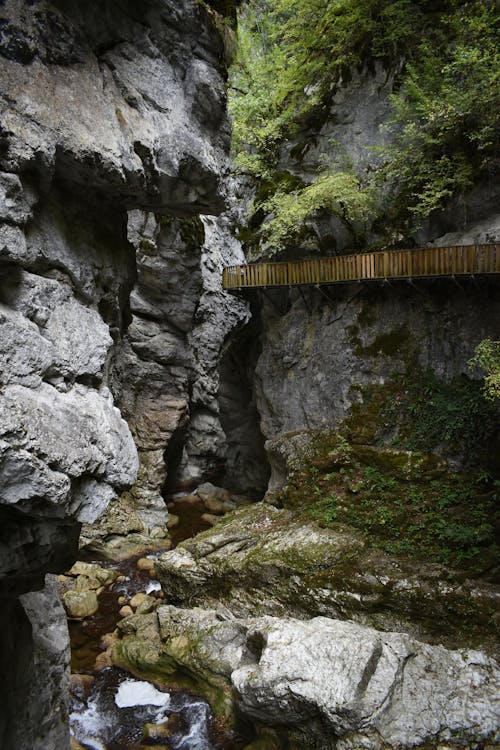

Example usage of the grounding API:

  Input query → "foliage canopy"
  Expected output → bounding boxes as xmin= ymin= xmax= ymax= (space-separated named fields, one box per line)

xmin=229 ymin=0 xmax=499 ymax=251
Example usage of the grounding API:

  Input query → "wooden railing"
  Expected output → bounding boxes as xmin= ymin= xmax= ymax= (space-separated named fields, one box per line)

xmin=222 ymin=243 xmax=500 ymax=290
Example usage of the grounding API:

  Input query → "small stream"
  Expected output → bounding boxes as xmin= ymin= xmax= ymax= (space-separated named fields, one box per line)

xmin=70 ymin=668 xmax=214 ymax=750
xmin=69 ymin=497 xmax=249 ymax=750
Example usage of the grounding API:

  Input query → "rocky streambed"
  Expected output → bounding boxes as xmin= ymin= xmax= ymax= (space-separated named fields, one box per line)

xmin=59 ymin=480 xmax=500 ymax=750
xmin=60 ymin=487 xmax=252 ymax=750
xmin=105 ymin=502 xmax=500 ymax=750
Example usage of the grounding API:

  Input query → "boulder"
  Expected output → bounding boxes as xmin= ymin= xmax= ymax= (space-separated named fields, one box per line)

xmin=62 ymin=590 xmax=99 ymax=619
xmin=155 ymin=503 xmax=500 ymax=655
xmin=195 ymin=482 xmax=231 ymax=504
xmin=113 ymin=604 xmax=500 ymax=749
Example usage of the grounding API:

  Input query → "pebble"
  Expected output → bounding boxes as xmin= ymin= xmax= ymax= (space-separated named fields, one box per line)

xmin=100 ymin=632 xmax=116 ymax=649
xmin=136 ymin=558 xmax=155 ymax=573
xmin=130 ymin=592 xmax=148 ymax=609
xmin=178 ymin=494 xmax=200 ymax=506
xmin=119 ymin=605 xmax=134 ymax=618
xmin=94 ymin=650 xmax=113 ymax=669
xmin=203 ymin=498 xmax=225 ymax=515
xmin=167 ymin=514 xmax=180 ymax=529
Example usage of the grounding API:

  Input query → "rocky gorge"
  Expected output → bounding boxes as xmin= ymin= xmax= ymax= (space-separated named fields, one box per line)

xmin=0 ymin=1 xmax=499 ymax=749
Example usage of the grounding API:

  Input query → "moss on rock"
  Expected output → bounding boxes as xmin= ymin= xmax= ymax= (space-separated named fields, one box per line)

xmin=155 ymin=503 xmax=500 ymax=655
xmin=111 ymin=610 xmax=240 ymax=726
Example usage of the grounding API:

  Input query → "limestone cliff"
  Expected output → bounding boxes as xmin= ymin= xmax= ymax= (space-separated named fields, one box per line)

xmin=0 ymin=1 xmax=243 ymax=746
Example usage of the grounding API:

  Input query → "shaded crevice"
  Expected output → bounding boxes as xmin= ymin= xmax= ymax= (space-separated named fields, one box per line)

xmin=218 ymin=305 xmax=270 ymax=498
xmin=163 ymin=420 xmax=189 ymax=494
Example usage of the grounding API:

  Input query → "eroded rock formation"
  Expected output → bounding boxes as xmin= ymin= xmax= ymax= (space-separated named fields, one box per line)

xmin=0 ymin=0 xmax=244 ymax=746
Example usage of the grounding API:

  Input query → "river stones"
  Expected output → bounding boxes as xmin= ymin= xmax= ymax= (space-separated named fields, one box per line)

xmin=68 ymin=561 xmax=119 ymax=587
xmin=59 ymin=561 xmax=119 ymax=618
xmin=62 ymin=590 xmax=99 ymax=619
xmin=166 ymin=514 xmax=180 ymax=530
xmin=194 ymin=482 xmax=231 ymax=505
xmin=136 ymin=557 xmax=156 ymax=574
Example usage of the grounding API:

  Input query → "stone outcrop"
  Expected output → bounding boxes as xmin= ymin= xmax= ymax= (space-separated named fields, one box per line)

xmin=0 ymin=575 xmax=71 ymax=750
xmin=0 ymin=0 xmax=243 ymax=747
xmin=112 ymin=604 xmax=500 ymax=750
xmin=155 ymin=503 xmax=500 ymax=655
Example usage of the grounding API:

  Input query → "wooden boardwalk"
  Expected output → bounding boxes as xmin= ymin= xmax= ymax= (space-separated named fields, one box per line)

xmin=222 ymin=243 xmax=500 ymax=290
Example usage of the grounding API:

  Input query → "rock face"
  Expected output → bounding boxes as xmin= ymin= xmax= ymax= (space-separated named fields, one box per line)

xmin=82 ymin=199 xmax=251 ymax=553
xmin=113 ymin=605 xmax=500 ymax=750
xmin=0 ymin=575 xmax=71 ymax=750
xmin=254 ymin=278 xmax=500 ymax=443
xmin=0 ymin=0 xmax=243 ymax=747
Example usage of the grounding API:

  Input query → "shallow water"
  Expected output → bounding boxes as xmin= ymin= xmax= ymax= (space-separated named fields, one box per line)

xmin=70 ymin=667 xmax=216 ymax=750
xmin=69 ymin=505 xmax=251 ymax=750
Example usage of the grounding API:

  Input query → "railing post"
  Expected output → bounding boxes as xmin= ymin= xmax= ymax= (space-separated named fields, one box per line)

xmin=383 ymin=252 xmax=389 ymax=278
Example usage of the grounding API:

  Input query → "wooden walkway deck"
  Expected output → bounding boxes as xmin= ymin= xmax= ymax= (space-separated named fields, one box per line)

xmin=222 ymin=243 xmax=500 ymax=290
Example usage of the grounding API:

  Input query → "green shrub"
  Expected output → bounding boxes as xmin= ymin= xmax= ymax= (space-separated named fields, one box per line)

xmin=469 ymin=339 xmax=500 ymax=402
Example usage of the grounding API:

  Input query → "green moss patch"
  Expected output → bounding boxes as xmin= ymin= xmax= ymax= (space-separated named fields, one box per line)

xmin=279 ymin=429 xmax=499 ymax=576
xmin=344 ymin=369 xmax=499 ymax=465
xmin=112 ymin=613 xmax=238 ymax=726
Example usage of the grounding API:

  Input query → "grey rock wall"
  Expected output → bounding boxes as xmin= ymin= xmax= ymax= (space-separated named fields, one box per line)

xmin=255 ymin=276 xmax=500 ymax=443
xmin=0 ymin=0 xmax=241 ymax=746
xmin=99 ymin=208 xmax=249 ymax=540
xmin=0 ymin=576 xmax=70 ymax=750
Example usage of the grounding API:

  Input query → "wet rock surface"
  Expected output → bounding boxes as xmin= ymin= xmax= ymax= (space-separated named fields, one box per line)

xmin=66 ymin=549 xmax=248 ymax=750
xmin=113 ymin=604 xmax=500 ymax=750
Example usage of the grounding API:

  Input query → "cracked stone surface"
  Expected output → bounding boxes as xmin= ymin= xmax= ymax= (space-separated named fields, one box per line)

xmin=155 ymin=503 xmax=500 ymax=655
xmin=113 ymin=604 xmax=500 ymax=749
